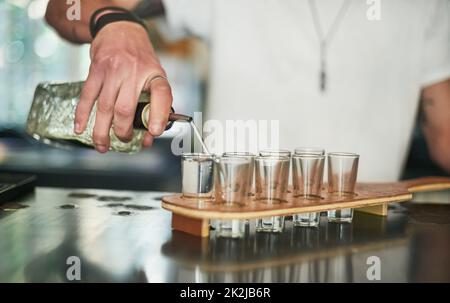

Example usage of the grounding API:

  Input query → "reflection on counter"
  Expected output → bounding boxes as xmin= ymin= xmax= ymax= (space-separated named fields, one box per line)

xmin=1 ymin=187 xmax=449 ymax=282
xmin=161 ymin=212 xmax=411 ymax=282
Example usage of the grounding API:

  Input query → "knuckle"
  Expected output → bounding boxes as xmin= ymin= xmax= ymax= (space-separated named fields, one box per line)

xmin=114 ymin=104 xmax=135 ymax=118
xmin=152 ymin=81 xmax=172 ymax=95
xmin=80 ymin=98 xmax=96 ymax=111
xmin=75 ymin=106 xmax=90 ymax=122
xmin=97 ymin=101 xmax=114 ymax=114
xmin=93 ymin=55 xmax=120 ymax=70
xmin=150 ymin=67 xmax=167 ymax=77
xmin=126 ymin=55 xmax=139 ymax=69
xmin=105 ymin=53 xmax=136 ymax=71
xmin=108 ymin=56 xmax=121 ymax=71
xmin=91 ymin=56 xmax=107 ymax=69
xmin=75 ymin=103 xmax=88 ymax=115
xmin=93 ymin=50 xmax=144 ymax=72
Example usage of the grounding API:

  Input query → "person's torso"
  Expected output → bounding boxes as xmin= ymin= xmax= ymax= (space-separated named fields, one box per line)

xmin=179 ymin=0 xmax=432 ymax=181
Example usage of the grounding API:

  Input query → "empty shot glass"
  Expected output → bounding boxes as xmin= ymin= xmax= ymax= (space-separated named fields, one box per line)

xmin=222 ymin=152 xmax=256 ymax=195
xmin=181 ymin=153 xmax=214 ymax=198
xmin=327 ymin=152 xmax=360 ymax=223
xmin=222 ymin=152 xmax=256 ymax=226
xmin=213 ymin=156 xmax=253 ymax=238
xmin=292 ymin=154 xmax=325 ymax=227
xmin=292 ymin=147 xmax=326 ymax=225
xmin=260 ymin=149 xmax=292 ymax=186
xmin=254 ymin=155 xmax=290 ymax=232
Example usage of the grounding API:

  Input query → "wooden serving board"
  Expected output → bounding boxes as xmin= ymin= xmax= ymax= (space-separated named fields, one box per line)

xmin=162 ymin=177 xmax=450 ymax=237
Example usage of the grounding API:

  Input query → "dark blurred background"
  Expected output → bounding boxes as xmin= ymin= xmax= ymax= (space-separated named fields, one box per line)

xmin=0 ymin=1 xmax=447 ymax=192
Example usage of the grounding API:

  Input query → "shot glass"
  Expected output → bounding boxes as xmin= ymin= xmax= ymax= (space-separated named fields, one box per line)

xmin=327 ymin=152 xmax=359 ymax=223
xmin=181 ymin=153 xmax=214 ymax=198
xmin=292 ymin=147 xmax=325 ymax=225
xmin=222 ymin=152 xmax=256 ymax=226
xmin=292 ymin=154 xmax=325 ymax=227
xmin=222 ymin=152 xmax=256 ymax=195
xmin=254 ymin=155 xmax=290 ymax=232
xmin=213 ymin=156 xmax=253 ymax=238
xmin=259 ymin=149 xmax=292 ymax=228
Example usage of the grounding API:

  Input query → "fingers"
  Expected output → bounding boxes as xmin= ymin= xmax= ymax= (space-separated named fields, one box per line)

xmin=75 ymin=65 xmax=103 ymax=134
xmin=142 ymin=132 xmax=154 ymax=148
xmin=113 ymin=79 xmax=139 ymax=143
xmin=93 ymin=76 xmax=121 ymax=153
xmin=78 ymin=65 xmax=172 ymax=153
xmin=146 ymin=77 xmax=173 ymax=137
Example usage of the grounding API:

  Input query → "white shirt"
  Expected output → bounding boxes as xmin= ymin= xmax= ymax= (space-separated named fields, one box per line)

xmin=161 ymin=0 xmax=450 ymax=181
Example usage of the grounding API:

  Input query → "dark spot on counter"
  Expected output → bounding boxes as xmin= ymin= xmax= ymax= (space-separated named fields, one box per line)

xmin=0 ymin=203 xmax=30 ymax=211
xmin=59 ymin=204 xmax=78 ymax=209
xmin=105 ymin=203 xmax=125 ymax=208
xmin=116 ymin=210 xmax=132 ymax=216
xmin=124 ymin=204 xmax=154 ymax=211
xmin=151 ymin=196 xmax=164 ymax=201
xmin=68 ymin=193 xmax=97 ymax=199
xmin=97 ymin=196 xmax=132 ymax=202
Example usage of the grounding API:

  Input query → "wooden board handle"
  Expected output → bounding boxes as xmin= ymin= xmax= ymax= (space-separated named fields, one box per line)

xmin=400 ymin=176 xmax=450 ymax=193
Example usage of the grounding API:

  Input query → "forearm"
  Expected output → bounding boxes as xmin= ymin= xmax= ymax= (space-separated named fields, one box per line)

xmin=45 ymin=0 xmax=139 ymax=43
xmin=420 ymin=79 xmax=450 ymax=173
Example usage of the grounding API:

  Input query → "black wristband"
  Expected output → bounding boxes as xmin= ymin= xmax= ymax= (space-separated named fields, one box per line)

xmin=89 ymin=7 xmax=148 ymax=39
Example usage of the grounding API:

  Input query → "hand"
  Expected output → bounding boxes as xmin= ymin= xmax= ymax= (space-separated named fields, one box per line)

xmin=74 ymin=21 xmax=173 ymax=153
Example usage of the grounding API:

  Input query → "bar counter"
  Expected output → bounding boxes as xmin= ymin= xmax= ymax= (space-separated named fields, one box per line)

xmin=0 ymin=187 xmax=449 ymax=282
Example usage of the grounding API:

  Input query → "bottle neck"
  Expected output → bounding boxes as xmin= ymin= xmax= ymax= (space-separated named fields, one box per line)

xmin=133 ymin=103 xmax=183 ymax=131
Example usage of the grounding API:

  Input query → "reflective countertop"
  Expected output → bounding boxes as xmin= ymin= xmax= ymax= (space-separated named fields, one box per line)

xmin=0 ymin=187 xmax=449 ymax=282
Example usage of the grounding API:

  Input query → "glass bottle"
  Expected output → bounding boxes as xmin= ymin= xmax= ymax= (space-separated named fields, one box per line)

xmin=26 ymin=81 xmax=190 ymax=153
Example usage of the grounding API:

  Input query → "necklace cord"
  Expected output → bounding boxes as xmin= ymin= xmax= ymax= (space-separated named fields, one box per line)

xmin=308 ymin=0 xmax=351 ymax=92
xmin=308 ymin=0 xmax=351 ymax=44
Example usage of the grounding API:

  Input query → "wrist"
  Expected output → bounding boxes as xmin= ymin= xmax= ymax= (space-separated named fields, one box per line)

xmin=95 ymin=21 xmax=149 ymax=41
xmin=89 ymin=6 xmax=147 ymax=40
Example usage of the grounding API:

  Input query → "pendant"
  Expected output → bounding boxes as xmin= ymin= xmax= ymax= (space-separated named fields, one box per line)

xmin=320 ymin=69 xmax=326 ymax=92
xmin=320 ymin=41 xmax=327 ymax=93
